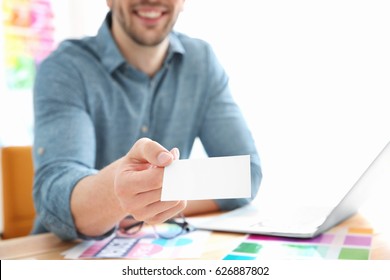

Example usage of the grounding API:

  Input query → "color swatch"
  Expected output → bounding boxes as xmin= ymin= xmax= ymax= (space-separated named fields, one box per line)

xmin=63 ymin=229 xmax=211 ymax=259
xmin=223 ymin=227 xmax=373 ymax=260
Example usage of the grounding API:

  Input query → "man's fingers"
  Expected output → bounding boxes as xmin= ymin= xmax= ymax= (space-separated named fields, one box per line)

xmin=120 ymin=187 xmax=162 ymax=213
xmin=144 ymin=200 xmax=187 ymax=225
xmin=125 ymin=138 xmax=174 ymax=167
xmin=170 ymin=147 xmax=180 ymax=160
xmin=114 ymin=138 xmax=183 ymax=224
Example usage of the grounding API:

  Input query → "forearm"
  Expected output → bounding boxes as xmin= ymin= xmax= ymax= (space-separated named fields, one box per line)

xmin=70 ymin=158 xmax=127 ymax=237
xmin=184 ymin=200 xmax=220 ymax=216
xmin=74 ymin=174 xmax=220 ymax=235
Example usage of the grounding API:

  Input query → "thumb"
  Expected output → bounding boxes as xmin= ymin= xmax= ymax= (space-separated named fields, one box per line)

xmin=125 ymin=138 xmax=174 ymax=167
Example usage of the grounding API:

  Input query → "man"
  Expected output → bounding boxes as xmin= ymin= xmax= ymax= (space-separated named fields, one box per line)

xmin=33 ymin=0 xmax=262 ymax=241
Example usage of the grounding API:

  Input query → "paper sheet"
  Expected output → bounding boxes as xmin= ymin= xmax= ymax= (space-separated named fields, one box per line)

xmin=161 ymin=155 xmax=251 ymax=201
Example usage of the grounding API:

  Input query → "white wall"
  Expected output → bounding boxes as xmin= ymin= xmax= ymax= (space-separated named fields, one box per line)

xmin=177 ymin=1 xmax=390 ymax=213
xmin=51 ymin=0 xmax=108 ymax=41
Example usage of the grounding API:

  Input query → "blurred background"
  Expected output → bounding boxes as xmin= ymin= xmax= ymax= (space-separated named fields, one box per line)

xmin=1 ymin=0 xmax=389 ymax=233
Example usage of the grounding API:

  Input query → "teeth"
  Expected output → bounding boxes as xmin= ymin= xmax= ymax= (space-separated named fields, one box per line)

xmin=138 ymin=11 xmax=162 ymax=19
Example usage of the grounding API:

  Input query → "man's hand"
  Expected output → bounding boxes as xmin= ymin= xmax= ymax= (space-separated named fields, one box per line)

xmin=114 ymin=138 xmax=186 ymax=224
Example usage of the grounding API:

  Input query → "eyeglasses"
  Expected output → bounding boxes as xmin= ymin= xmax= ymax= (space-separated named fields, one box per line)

xmin=118 ymin=213 xmax=193 ymax=240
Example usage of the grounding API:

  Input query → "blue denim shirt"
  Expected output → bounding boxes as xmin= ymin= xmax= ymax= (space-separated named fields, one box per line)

xmin=33 ymin=13 xmax=262 ymax=241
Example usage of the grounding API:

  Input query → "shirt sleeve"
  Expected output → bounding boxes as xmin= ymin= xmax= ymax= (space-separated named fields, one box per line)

xmin=33 ymin=55 xmax=115 ymax=241
xmin=198 ymin=45 xmax=262 ymax=211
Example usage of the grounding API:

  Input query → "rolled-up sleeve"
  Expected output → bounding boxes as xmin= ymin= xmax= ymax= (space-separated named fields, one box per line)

xmin=33 ymin=56 xmax=109 ymax=240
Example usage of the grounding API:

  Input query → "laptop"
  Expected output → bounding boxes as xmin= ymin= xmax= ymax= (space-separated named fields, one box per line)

xmin=189 ymin=140 xmax=390 ymax=238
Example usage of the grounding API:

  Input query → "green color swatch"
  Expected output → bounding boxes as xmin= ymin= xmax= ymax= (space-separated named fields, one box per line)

xmin=233 ymin=242 xmax=262 ymax=254
xmin=338 ymin=248 xmax=370 ymax=260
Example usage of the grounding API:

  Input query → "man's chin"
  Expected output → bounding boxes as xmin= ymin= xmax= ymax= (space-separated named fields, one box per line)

xmin=131 ymin=34 xmax=168 ymax=47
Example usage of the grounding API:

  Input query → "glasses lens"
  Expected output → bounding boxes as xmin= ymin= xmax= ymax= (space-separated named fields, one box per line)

xmin=153 ymin=216 xmax=192 ymax=239
xmin=118 ymin=215 xmax=193 ymax=239
xmin=125 ymin=222 xmax=143 ymax=235
xmin=119 ymin=217 xmax=144 ymax=236
xmin=154 ymin=223 xmax=183 ymax=239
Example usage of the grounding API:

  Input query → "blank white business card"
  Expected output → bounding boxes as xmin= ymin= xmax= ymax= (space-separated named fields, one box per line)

xmin=161 ymin=155 xmax=251 ymax=201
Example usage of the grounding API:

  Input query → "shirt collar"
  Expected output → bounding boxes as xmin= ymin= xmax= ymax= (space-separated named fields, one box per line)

xmin=166 ymin=32 xmax=186 ymax=63
xmin=96 ymin=12 xmax=186 ymax=74
xmin=96 ymin=12 xmax=125 ymax=73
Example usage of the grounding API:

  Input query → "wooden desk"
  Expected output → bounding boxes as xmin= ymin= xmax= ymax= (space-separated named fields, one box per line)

xmin=1 ymin=213 xmax=389 ymax=260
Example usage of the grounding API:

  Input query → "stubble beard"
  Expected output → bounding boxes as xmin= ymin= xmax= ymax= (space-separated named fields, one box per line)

xmin=117 ymin=9 xmax=178 ymax=47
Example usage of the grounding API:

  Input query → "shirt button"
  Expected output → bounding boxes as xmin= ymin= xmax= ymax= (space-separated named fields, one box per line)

xmin=37 ymin=147 xmax=45 ymax=155
xmin=141 ymin=125 xmax=149 ymax=133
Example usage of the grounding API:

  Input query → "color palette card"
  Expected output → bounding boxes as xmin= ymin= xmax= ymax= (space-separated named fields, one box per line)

xmin=223 ymin=227 xmax=373 ymax=260
xmin=63 ymin=230 xmax=211 ymax=259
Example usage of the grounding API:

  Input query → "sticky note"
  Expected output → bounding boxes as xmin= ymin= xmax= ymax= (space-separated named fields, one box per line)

xmin=161 ymin=155 xmax=251 ymax=201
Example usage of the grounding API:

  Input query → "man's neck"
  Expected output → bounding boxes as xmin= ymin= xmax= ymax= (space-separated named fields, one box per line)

xmin=125 ymin=39 xmax=169 ymax=77
xmin=112 ymin=21 xmax=169 ymax=77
